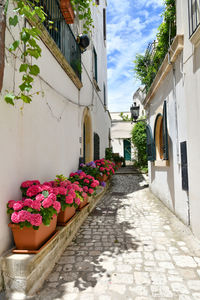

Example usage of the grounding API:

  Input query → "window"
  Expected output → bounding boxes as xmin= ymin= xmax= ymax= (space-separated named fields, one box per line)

xmin=188 ymin=0 xmax=200 ymax=37
xmin=146 ymin=125 xmax=156 ymax=162
xmin=93 ymin=48 xmax=98 ymax=82
xmin=153 ymin=101 xmax=169 ymax=166
xmin=103 ymin=9 xmax=106 ymax=40
xmin=154 ymin=114 xmax=164 ymax=160
xmin=94 ymin=133 xmax=100 ymax=160
xmin=95 ymin=0 xmax=100 ymax=4
xmin=103 ymin=83 xmax=106 ymax=106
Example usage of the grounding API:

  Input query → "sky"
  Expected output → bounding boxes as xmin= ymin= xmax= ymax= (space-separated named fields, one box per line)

xmin=107 ymin=0 xmax=164 ymax=112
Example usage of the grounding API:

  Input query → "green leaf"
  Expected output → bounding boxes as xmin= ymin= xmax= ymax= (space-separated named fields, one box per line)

xmin=22 ymin=74 xmax=34 ymax=83
xmin=4 ymin=93 xmax=15 ymax=105
xmin=9 ymin=15 xmax=18 ymax=26
xmin=42 ymin=191 xmax=49 ymax=198
xmin=21 ymin=94 xmax=32 ymax=103
xmin=19 ymin=63 xmax=28 ymax=72
xmin=9 ymin=40 xmax=20 ymax=52
xmin=29 ymin=65 xmax=40 ymax=76
xmin=21 ymin=31 xmax=30 ymax=42
xmin=26 ymin=48 xmax=41 ymax=59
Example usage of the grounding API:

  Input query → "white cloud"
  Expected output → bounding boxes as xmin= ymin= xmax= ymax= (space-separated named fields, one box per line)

xmin=107 ymin=0 xmax=164 ymax=112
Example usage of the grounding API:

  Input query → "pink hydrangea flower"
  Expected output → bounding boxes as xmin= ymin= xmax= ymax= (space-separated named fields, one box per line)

xmin=88 ymin=188 xmax=94 ymax=194
xmin=8 ymin=200 xmax=16 ymax=208
xmin=90 ymin=182 xmax=96 ymax=188
xmin=23 ymin=198 xmax=33 ymax=207
xmin=18 ymin=210 xmax=31 ymax=222
xmin=57 ymin=187 xmax=67 ymax=196
xmin=30 ymin=214 xmax=42 ymax=226
xmin=31 ymin=200 xmax=41 ymax=211
xmin=13 ymin=201 xmax=24 ymax=211
xmin=11 ymin=212 xmax=20 ymax=223
xmin=83 ymin=186 xmax=88 ymax=192
xmin=27 ymin=185 xmax=41 ymax=197
xmin=35 ymin=194 xmax=45 ymax=202
xmin=82 ymin=192 xmax=87 ymax=199
xmin=65 ymin=195 xmax=73 ymax=204
xmin=48 ymin=193 xmax=57 ymax=202
xmin=100 ymin=167 xmax=105 ymax=171
xmin=84 ymin=179 xmax=90 ymax=184
xmin=40 ymin=185 xmax=53 ymax=194
xmin=21 ymin=181 xmax=33 ymax=188
xmin=75 ymin=198 xmax=80 ymax=205
xmin=42 ymin=197 xmax=53 ymax=208
xmin=53 ymin=201 xmax=61 ymax=213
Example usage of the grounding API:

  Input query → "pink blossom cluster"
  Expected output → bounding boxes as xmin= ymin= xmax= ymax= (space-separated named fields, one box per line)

xmin=69 ymin=171 xmax=99 ymax=197
xmin=95 ymin=159 xmax=115 ymax=176
xmin=11 ymin=211 xmax=42 ymax=226
xmin=52 ymin=180 xmax=83 ymax=208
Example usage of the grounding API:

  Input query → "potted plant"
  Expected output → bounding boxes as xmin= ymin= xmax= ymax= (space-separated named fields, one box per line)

xmin=95 ymin=159 xmax=115 ymax=181
xmin=7 ymin=182 xmax=61 ymax=250
xmin=52 ymin=175 xmax=83 ymax=223
xmin=68 ymin=170 xmax=99 ymax=208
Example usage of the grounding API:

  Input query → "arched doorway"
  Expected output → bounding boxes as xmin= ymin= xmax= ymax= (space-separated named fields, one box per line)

xmin=82 ymin=108 xmax=93 ymax=163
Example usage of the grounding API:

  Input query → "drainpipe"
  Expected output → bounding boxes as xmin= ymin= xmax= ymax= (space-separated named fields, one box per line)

xmin=0 ymin=0 xmax=6 ymax=92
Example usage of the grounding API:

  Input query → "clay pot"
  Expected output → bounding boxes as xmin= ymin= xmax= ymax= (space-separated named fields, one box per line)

xmin=60 ymin=0 xmax=75 ymax=24
xmin=57 ymin=206 xmax=76 ymax=224
xmin=97 ymin=174 xmax=108 ymax=182
xmin=79 ymin=198 xmax=88 ymax=209
xmin=8 ymin=215 xmax=57 ymax=250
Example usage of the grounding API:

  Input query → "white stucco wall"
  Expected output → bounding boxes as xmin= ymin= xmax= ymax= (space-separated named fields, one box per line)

xmin=0 ymin=0 xmax=110 ymax=258
xmin=147 ymin=54 xmax=189 ymax=226
xmin=176 ymin=0 xmax=200 ymax=238
xmin=146 ymin=0 xmax=200 ymax=238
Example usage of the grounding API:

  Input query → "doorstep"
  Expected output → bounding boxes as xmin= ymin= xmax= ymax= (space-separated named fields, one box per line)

xmin=1 ymin=182 xmax=110 ymax=300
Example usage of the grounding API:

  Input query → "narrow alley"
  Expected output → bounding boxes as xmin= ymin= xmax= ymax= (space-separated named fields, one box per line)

xmin=34 ymin=169 xmax=200 ymax=300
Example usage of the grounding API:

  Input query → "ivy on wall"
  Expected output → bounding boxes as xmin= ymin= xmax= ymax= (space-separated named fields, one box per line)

xmin=4 ymin=0 xmax=95 ymax=105
xmin=134 ymin=0 xmax=176 ymax=92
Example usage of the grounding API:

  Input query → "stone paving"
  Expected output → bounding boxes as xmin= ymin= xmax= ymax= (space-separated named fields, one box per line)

xmin=34 ymin=172 xmax=200 ymax=300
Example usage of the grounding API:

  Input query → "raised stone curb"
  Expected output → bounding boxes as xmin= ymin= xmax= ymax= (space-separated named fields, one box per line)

xmin=1 ymin=182 xmax=110 ymax=300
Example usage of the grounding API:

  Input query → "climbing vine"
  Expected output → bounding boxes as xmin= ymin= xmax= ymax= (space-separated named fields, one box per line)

xmin=4 ymin=0 xmax=95 ymax=105
xmin=71 ymin=0 xmax=95 ymax=34
xmin=134 ymin=0 xmax=176 ymax=92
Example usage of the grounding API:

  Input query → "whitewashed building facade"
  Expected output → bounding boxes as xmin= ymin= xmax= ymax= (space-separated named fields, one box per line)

xmin=143 ymin=0 xmax=200 ymax=240
xmin=0 ymin=0 xmax=110 ymax=287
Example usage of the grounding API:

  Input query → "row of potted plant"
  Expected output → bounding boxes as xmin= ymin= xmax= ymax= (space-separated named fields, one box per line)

xmin=7 ymin=159 xmax=116 ymax=251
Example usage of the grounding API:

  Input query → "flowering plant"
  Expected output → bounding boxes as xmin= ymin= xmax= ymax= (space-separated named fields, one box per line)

xmin=94 ymin=159 xmax=115 ymax=177
xmin=79 ymin=161 xmax=101 ymax=179
xmin=52 ymin=175 xmax=84 ymax=210
xmin=68 ymin=170 xmax=99 ymax=197
xmin=7 ymin=181 xmax=61 ymax=230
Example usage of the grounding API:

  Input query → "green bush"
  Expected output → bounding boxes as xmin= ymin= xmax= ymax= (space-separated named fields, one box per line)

xmin=131 ymin=121 xmax=147 ymax=168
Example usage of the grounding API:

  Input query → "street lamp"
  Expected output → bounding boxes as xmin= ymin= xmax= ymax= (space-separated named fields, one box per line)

xmin=130 ymin=102 xmax=140 ymax=122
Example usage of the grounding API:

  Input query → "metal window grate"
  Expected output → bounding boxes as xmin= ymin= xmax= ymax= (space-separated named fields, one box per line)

xmin=35 ymin=0 xmax=81 ymax=80
xmin=188 ymin=0 xmax=200 ymax=37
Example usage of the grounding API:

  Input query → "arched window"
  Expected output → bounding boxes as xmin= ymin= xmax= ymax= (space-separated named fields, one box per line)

xmin=153 ymin=100 xmax=169 ymax=166
xmin=154 ymin=114 xmax=164 ymax=160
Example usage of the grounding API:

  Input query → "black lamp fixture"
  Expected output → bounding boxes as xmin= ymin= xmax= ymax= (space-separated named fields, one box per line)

xmin=130 ymin=102 xmax=140 ymax=122
xmin=77 ymin=35 xmax=90 ymax=53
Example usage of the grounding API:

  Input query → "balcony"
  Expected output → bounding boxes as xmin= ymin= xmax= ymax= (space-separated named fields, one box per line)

xmin=35 ymin=0 xmax=81 ymax=82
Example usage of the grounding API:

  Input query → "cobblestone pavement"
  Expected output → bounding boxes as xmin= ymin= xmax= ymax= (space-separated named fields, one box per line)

xmin=35 ymin=173 xmax=200 ymax=300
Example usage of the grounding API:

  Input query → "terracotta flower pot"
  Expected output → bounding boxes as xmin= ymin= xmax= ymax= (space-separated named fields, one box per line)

xmin=8 ymin=215 xmax=57 ymax=250
xmin=79 ymin=198 xmax=88 ymax=209
xmin=97 ymin=174 xmax=108 ymax=182
xmin=60 ymin=0 xmax=75 ymax=24
xmin=57 ymin=206 xmax=76 ymax=223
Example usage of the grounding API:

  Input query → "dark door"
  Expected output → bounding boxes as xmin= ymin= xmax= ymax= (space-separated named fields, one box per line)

xmin=124 ymin=139 xmax=131 ymax=161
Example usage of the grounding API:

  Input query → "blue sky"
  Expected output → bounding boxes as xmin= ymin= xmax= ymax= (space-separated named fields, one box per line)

xmin=107 ymin=0 xmax=164 ymax=112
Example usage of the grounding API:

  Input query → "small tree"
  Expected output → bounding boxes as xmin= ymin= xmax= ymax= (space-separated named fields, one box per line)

xmin=131 ymin=121 xmax=147 ymax=169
